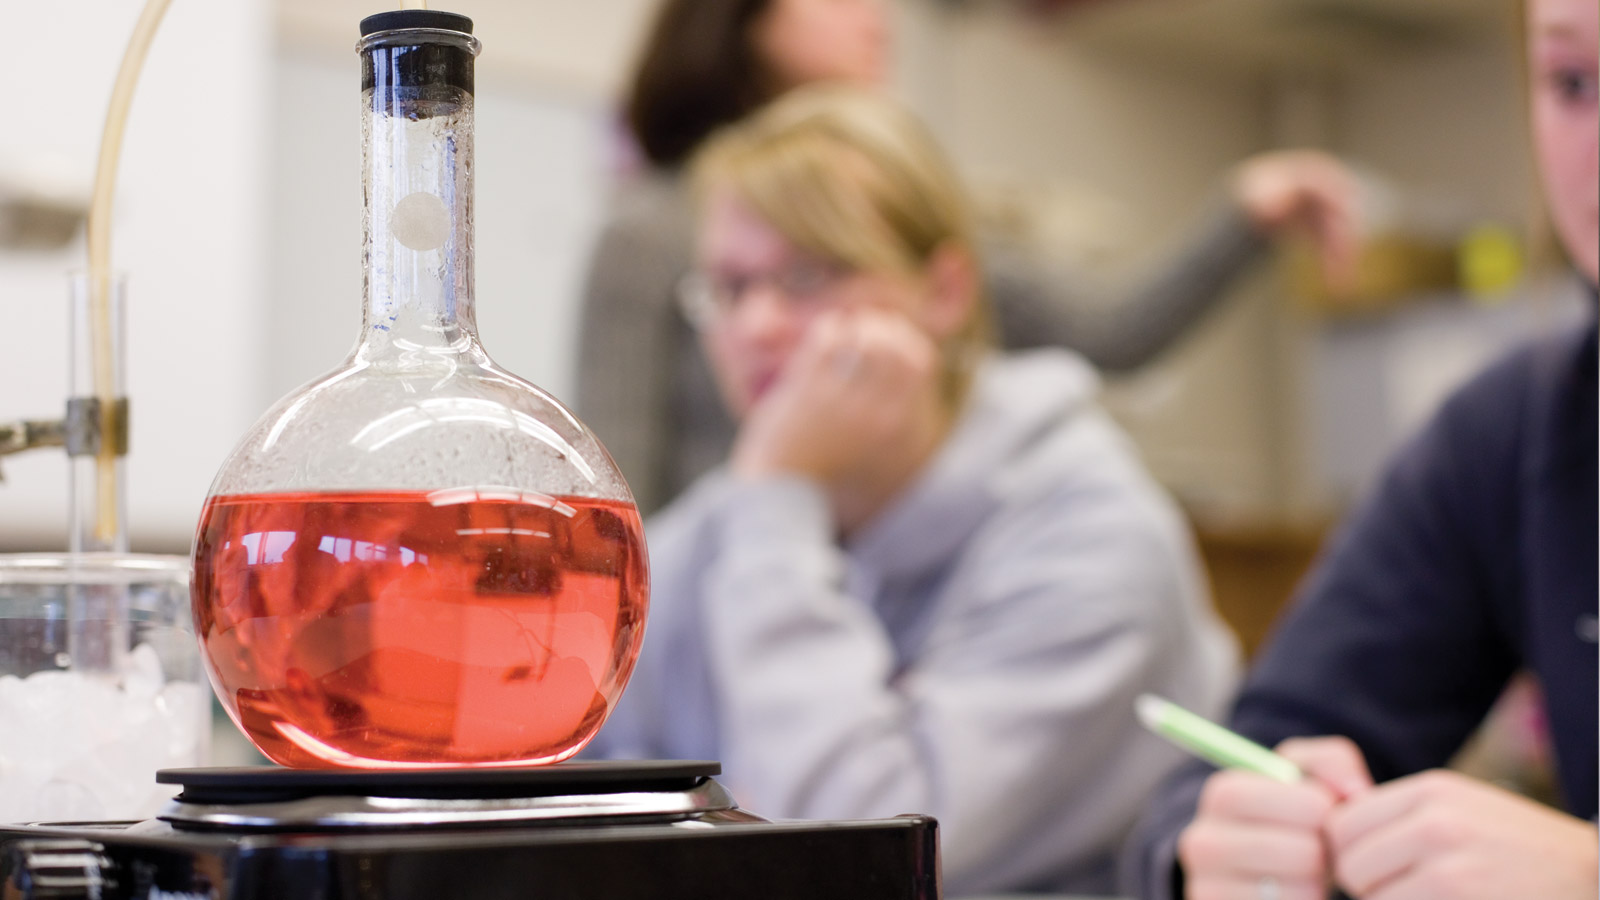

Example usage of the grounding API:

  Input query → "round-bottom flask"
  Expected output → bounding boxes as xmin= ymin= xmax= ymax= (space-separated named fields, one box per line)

xmin=191 ymin=12 xmax=647 ymax=768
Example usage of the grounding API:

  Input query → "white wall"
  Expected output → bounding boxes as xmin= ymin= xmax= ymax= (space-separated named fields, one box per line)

xmin=1336 ymin=33 xmax=1535 ymax=233
xmin=954 ymin=6 xmax=1559 ymax=526
xmin=0 ymin=0 xmax=271 ymax=551
xmin=1295 ymin=26 xmax=1563 ymax=511
xmin=897 ymin=2 xmax=1264 ymax=250
xmin=895 ymin=2 xmax=1288 ymax=523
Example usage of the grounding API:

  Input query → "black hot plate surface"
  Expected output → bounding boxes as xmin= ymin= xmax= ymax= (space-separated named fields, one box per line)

xmin=156 ymin=760 xmax=720 ymax=805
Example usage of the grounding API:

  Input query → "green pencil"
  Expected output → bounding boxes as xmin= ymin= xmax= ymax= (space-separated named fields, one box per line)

xmin=1135 ymin=694 xmax=1303 ymax=784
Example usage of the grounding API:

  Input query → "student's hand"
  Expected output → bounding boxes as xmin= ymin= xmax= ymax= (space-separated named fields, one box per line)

xmin=1179 ymin=736 xmax=1373 ymax=900
xmin=1327 ymin=768 xmax=1599 ymax=900
xmin=1231 ymin=149 xmax=1360 ymax=294
xmin=731 ymin=307 xmax=941 ymax=487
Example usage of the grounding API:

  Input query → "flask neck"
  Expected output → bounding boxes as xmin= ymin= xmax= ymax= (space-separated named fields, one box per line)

xmin=358 ymin=30 xmax=481 ymax=360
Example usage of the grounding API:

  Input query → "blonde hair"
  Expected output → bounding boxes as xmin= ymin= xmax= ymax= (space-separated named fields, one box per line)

xmin=691 ymin=85 xmax=993 ymax=403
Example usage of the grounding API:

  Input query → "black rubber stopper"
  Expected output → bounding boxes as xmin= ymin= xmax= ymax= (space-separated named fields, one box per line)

xmin=360 ymin=10 xmax=473 ymax=37
xmin=361 ymin=10 xmax=477 ymax=97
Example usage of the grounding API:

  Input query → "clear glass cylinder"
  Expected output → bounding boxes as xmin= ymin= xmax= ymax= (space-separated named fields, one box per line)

xmin=191 ymin=13 xmax=648 ymax=770
xmin=0 ymin=553 xmax=209 ymax=823
xmin=66 ymin=271 xmax=131 ymax=680
xmin=67 ymin=271 xmax=127 ymax=555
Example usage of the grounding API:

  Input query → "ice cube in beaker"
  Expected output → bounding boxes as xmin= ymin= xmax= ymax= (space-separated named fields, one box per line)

xmin=0 ymin=554 xmax=208 ymax=824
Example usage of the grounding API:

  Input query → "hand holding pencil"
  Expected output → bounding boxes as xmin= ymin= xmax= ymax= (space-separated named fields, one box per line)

xmin=1138 ymin=696 xmax=1373 ymax=899
xmin=1136 ymin=698 xmax=1598 ymax=899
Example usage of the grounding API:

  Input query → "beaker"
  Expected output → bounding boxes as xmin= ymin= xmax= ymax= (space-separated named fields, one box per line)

xmin=191 ymin=11 xmax=648 ymax=770
xmin=0 ymin=553 xmax=209 ymax=823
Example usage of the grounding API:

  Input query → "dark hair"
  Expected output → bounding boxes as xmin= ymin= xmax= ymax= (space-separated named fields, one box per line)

xmin=624 ymin=0 xmax=779 ymax=169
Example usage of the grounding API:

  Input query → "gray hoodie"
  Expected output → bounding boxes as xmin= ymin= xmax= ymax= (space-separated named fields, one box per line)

xmin=588 ymin=348 xmax=1239 ymax=896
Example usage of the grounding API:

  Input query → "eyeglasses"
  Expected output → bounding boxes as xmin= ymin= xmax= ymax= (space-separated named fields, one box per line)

xmin=677 ymin=258 xmax=854 ymax=329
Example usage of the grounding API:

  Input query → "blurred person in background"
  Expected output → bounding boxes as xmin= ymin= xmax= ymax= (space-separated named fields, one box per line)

xmin=584 ymin=85 xmax=1239 ymax=896
xmin=1120 ymin=0 xmax=1598 ymax=897
xmin=576 ymin=0 xmax=1361 ymax=514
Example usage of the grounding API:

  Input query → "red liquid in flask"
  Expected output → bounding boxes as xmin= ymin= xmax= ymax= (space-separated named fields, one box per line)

xmin=192 ymin=490 xmax=648 ymax=768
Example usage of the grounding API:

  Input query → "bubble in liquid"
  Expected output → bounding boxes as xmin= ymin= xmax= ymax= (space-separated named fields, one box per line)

xmin=391 ymin=192 xmax=450 ymax=251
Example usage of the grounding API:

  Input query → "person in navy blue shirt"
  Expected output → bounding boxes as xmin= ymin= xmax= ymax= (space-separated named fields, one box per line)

xmin=1120 ymin=0 xmax=1599 ymax=898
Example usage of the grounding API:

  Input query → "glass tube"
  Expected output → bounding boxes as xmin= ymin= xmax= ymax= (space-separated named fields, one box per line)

xmin=67 ymin=270 xmax=127 ymax=553
xmin=67 ymin=271 xmax=129 ymax=676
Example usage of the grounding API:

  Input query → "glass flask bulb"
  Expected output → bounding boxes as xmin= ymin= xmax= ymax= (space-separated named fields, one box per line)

xmin=191 ymin=13 xmax=648 ymax=769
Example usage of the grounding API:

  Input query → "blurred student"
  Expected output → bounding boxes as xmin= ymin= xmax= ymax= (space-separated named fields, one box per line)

xmin=1121 ymin=0 xmax=1598 ymax=897
xmin=576 ymin=0 xmax=1359 ymax=513
xmin=584 ymin=86 xmax=1239 ymax=896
